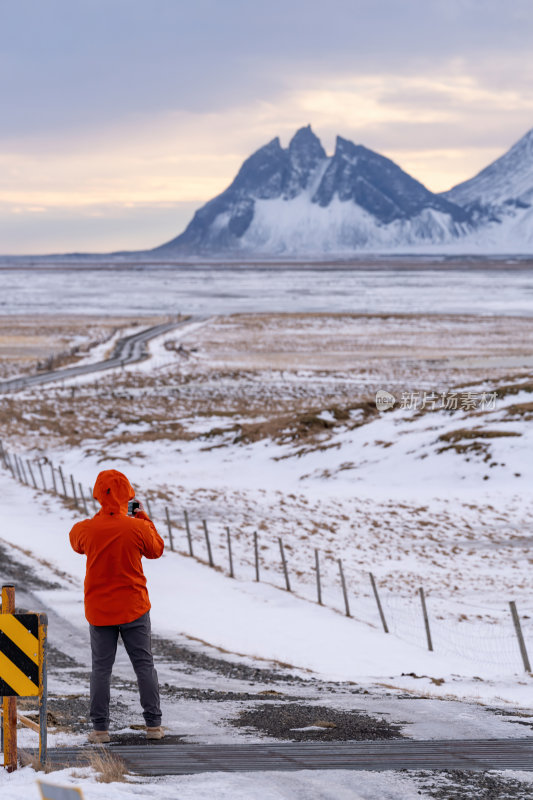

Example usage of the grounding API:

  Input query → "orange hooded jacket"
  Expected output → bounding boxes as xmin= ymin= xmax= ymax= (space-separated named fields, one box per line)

xmin=69 ymin=469 xmax=164 ymax=626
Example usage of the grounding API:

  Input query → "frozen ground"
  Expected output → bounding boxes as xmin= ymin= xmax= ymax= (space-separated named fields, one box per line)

xmin=2 ymin=298 xmax=533 ymax=797
xmin=2 ymin=473 xmax=533 ymax=798
xmin=1 ymin=261 xmax=533 ymax=317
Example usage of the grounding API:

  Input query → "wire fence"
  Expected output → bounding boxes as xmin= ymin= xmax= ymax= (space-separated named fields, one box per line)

xmin=1 ymin=439 xmax=531 ymax=675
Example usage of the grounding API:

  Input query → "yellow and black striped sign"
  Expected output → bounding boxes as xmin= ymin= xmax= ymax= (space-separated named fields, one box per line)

xmin=0 ymin=613 xmax=40 ymax=697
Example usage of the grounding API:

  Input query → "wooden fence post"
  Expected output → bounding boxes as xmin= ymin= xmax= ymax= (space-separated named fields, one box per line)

xmin=38 ymin=613 xmax=48 ymax=766
xmin=0 ymin=440 xmax=7 ymax=469
xmin=202 ymin=520 xmax=214 ymax=566
xmin=70 ymin=475 xmax=79 ymax=508
xmin=510 ymin=601 xmax=531 ymax=673
xmin=165 ymin=507 xmax=175 ymax=552
xmin=254 ymin=531 xmax=260 ymax=582
xmin=50 ymin=464 xmax=57 ymax=494
xmin=369 ymin=572 xmax=389 ymax=633
xmin=13 ymin=455 xmax=20 ymax=482
xmin=315 ymin=548 xmax=322 ymax=605
xmin=5 ymin=452 xmax=15 ymax=477
xmin=79 ymin=483 xmax=89 ymax=516
xmin=226 ymin=526 xmax=235 ymax=578
xmin=184 ymin=509 xmax=194 ymax=556
xmin=419 ymin=587 xmax=433 ymax=652
xmin=26 ymin=460 xmax=38 ymax=490
xmin=145 ymin=498 xmax=153 ymax=518
xmin=89 ymin=487 xmax=97 ymax=512
xmin=278 ymin=538 xmax=291 ymax=592
xmin=58 ymin=465 xmax=67 ymax=497
xmin=36 ymin=460 xmax=47 ymax=492
xmin=18 ymin=456 xmax=28 ymax=485
xmin=13 ymin=455 xmax=23 ymax=483
xmin=338 ymin=559 xmax=351 ymax=617
xmin=2 ymin=584 xmax=17 ymax=772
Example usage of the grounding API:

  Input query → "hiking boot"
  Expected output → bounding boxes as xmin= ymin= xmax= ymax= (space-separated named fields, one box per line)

xmin=146 ymin=726 xmax=165 ymax=740
xmin=88 ymin=730 xmax=110 ymax=744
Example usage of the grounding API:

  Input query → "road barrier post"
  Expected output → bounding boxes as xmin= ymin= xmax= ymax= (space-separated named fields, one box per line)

xmin=1 ymin=585 xmax=17 ymax=772
xmin=38 ymin=613 xmax=48 ymax=765
xmin=1 ymin=584 xmax=48 ymax=771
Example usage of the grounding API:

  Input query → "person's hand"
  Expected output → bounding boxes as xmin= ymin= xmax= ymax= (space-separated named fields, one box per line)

xmin=134 ymin=501 xmax=145 ymax=516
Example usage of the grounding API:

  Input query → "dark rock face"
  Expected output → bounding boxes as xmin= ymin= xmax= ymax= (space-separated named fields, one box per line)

xmin=285 ymin=125 xmax=327 ymax=199
xmin=313 ymin=137 xmax=468 ymax=224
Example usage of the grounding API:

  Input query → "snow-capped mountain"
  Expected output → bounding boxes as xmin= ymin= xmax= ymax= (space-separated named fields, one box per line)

xmin=154 ymin=125 xmax=533 ymax=256
xmin=444 ymin=128 xmax=533 ymax=209
xmin=441 ymin=128 xmax=533 ymax=249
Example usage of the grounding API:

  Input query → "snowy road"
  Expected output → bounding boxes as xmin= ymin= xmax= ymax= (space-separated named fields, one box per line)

xmin=0 ymin=316 xmax=203 ymax=393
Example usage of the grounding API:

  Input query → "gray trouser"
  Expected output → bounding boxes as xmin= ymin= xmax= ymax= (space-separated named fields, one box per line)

xmin=89 ymin=611 xmax=162 ymax=731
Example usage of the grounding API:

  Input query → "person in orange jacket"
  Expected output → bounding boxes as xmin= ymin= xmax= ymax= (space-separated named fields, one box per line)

xmin=69 ymin=469 xmax=165 ymax=743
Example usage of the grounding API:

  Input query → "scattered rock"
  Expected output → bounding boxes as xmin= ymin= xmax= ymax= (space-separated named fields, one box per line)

xmin=230 ymin=703 xmax=404 ymax=742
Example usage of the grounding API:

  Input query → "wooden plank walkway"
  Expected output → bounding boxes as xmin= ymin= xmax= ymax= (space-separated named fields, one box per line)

xmin=43 ymin=739 xmax=533 ymax=775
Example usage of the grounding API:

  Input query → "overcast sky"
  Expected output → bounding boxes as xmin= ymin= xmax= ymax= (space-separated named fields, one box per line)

xmin=2 ymin=0 xmax=533 ymax=254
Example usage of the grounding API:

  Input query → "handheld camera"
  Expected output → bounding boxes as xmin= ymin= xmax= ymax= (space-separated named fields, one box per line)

xmin=128 ymin=499 xmax=140 ymax=516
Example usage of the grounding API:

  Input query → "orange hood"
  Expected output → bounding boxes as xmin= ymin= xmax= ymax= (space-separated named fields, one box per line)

xmin=93 ymin=469 xmax=135 ymax=515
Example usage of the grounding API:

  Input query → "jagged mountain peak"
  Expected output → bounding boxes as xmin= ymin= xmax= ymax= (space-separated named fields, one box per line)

xmin=289 ymin=125 xmax=326 ymax=155
xmin=153 ymin=124 xmax=533 ymax=256
xmin=260 ymin=136 xmax=283 ymax=153
xmin=335 ymin=134 xmax=358 ymax=152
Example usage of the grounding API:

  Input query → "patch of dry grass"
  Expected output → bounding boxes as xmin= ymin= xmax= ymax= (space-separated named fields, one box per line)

xmin=19 ymin=748 xmax=129 ymax=783
xmin=504 ymin=401 xmax=533 ymax=420
xmin=438 ymin=428 xmax=522 ymax=443
xmin=19 ymin=749 xmax=58 ymax=773
xmin=199 ymin=400 xmax=377 ymax=448
xmin=85 ymin=749 xmax=129 ymax=783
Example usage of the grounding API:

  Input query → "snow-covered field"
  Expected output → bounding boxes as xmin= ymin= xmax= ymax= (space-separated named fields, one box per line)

xmin=2 ymin=267 xmax=533 ymax=797
xmin=2 ymin=311 xmax=533 ymax=682
xmin=1 ymin=261 xmax=533 ymax=316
